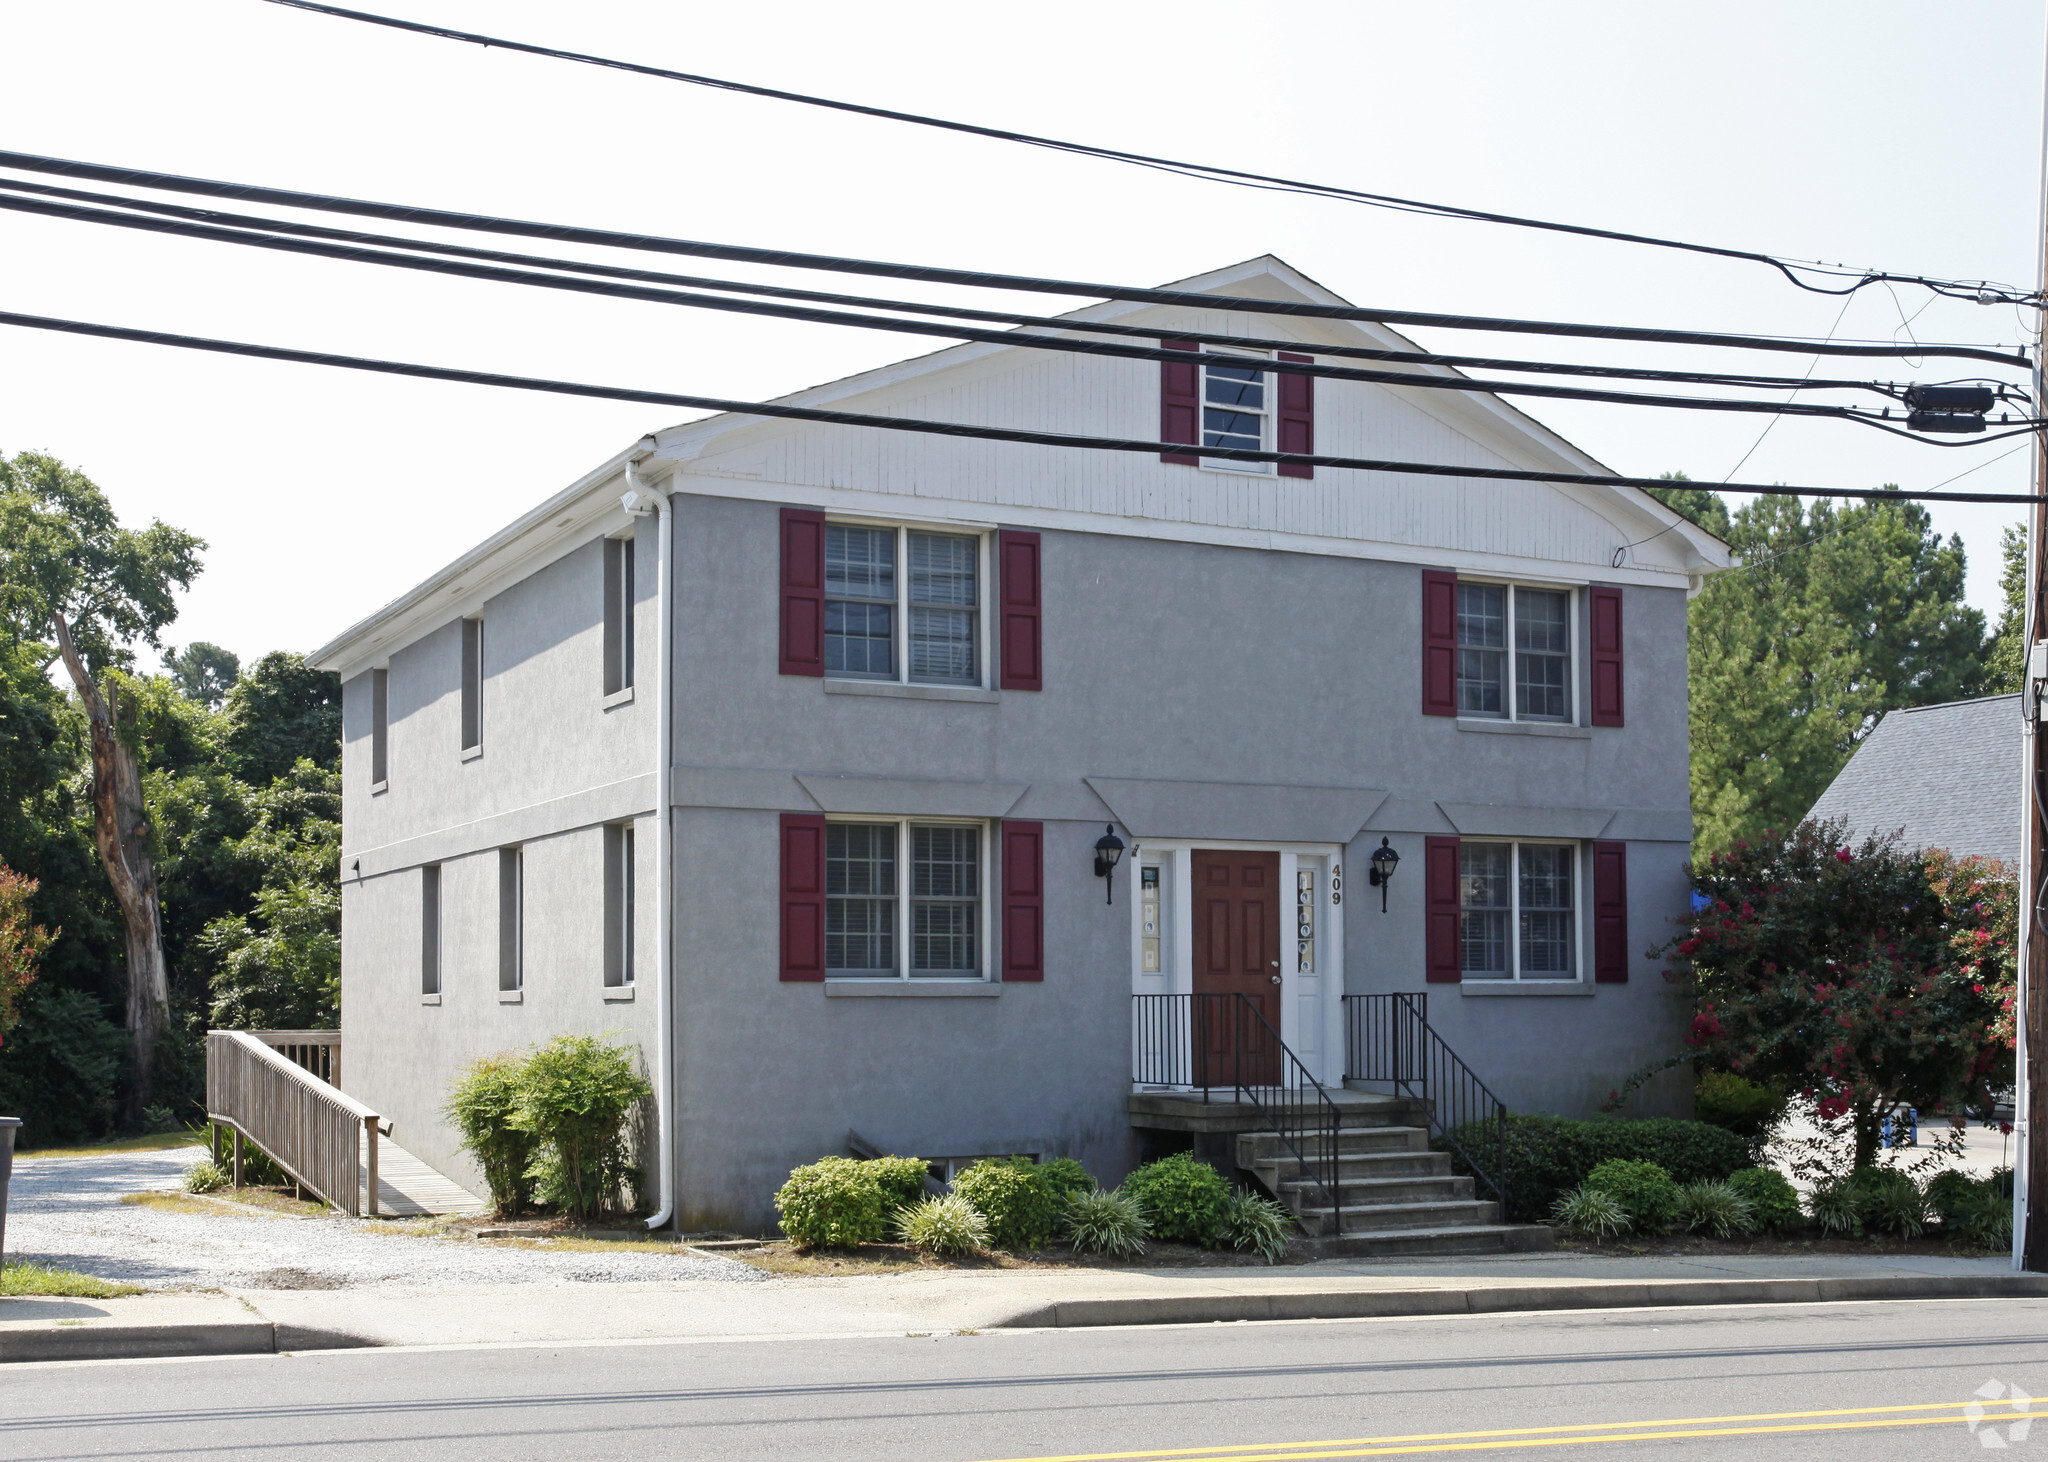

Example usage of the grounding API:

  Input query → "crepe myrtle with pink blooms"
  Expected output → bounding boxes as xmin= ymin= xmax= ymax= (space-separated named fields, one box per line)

xmin=1655 ymin=818 xmax=2014 ymax=1171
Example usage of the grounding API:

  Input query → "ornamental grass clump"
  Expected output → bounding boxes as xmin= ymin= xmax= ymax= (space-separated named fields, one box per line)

xmin=1582 ymin=1158 xmax=1683 ymax=1235
xmin=181 ymin=1157 xmax=228 ymax=1194
xmin=1928 ymin=1169 xmax=2013 ymax=1251
xmin=1064 ymin=1186 xmax=1150 ymax=1258
xmin=952 ymin=1157 xmax=1067 ymax=1250
xmin=1223 ymin=1189 xmax=1294 ymax=1263
xmin=1549 ymin=1185 xmax=1632 ymax=1240
xmin=1673 ymin=1180 xmax=1755 ymax=1238
xmin=510 ymin=1034 xmax=653 ymax=1221
xmin=896 ymin=1194 xmax=989 ymax=1257
xmin=1725 ymin=1167 xmax=1801 ymax=1232
xmin=1851 ymin=1167 xmax=1927 ymax=1240
xmin=445 ymin=1052 xmax=537 ymax=1217
xmin=1122 ymin=1152 xmax=1233 ymax=1247
xmin=1807 ymin=1175 xmax=1864 ymax=1238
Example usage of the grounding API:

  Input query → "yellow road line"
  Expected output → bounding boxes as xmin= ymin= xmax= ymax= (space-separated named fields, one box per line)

xmin=976 ymin=1399 xmax=2033 ymax=1462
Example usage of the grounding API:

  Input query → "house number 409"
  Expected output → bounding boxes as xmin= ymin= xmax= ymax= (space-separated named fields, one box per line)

xmin=1331 ymin=864 xmax=1342 ymax=905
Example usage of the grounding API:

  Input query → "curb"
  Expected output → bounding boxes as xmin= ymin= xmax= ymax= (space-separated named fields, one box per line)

xmin=996 ymin=1273 xmax=2048 ymax=1328
xmin=0 ymin=1322 xmax=373 ymax=1364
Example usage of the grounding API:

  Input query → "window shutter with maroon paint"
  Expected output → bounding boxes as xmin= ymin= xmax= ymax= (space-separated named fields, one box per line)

xmin=1589 ymin=586 xmax=1624 ymax=727
xmin=1276 ymin=352 xmax=1314 ymax=480
xmin=998 ymin=530 xmax=1042 ymax=692
xmin=780 ymin=813 xmax=827 ymax=981
xmin=779 ymin=507 xmax=826 ymax=677
xmin=1160 ymin=339 xmax=1199 ymax=465
xmin=1422 ymin=569 xmax=1458 ymax=717
xmin=1424 ymin=835 xmax=1462 ymax=983
xmin=1002 ymin=821 xmax=1044 ymax=980
xmin=1592 ymin=840 xmax=1629 ymax=983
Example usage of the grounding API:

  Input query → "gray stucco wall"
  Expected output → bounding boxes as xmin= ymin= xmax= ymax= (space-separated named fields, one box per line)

xmin=339 ymin=486 xmax=1694 ymax=1230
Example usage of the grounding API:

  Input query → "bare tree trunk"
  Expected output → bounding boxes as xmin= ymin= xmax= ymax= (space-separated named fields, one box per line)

xmin=51 ymin=614 xmax=169 ymax=1120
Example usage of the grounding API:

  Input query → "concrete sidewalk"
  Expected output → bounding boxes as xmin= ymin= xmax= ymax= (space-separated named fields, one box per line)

xmin=5 ymin=1249 xmax=2043 ymax=1362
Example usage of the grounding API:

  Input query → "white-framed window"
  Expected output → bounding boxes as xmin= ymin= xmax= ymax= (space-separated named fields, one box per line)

xmin=1460 ymin=841 xmax=1578 ymax=981
xmin=825 ymin=818 xmax=989 ymax=980
xmin=824 ymin=523 xmax=985 ymax=686
xmin=1456 ymin=582 xmax=1574 ymax=722
xmin=1201 ymin=352 xmax=1273 ymax=474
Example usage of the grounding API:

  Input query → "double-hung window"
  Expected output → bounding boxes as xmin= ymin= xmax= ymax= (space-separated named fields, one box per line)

xmin=825 ymin=820 xmax=986 ymax=979
xmin=1459 ymin=841 xmax=1578 ymax=981
xmin=1456 ymin=583 xmax=1573 ymax=721
xmin=824 ymin=524 xmax=982 ymax=686
xmin=1201 ymin=354 xmax=1272 ymax=472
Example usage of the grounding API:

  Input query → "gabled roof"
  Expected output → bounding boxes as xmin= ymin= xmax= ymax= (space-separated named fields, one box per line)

xmin=310 ymin=254 xmax=1731 ymax=679
xmin=1806 ymin=694 xmax=2021 ymax=869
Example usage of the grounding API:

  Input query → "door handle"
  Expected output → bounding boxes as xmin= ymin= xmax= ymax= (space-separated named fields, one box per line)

xmin=1270 ymin=974 xmax=1282 ymax=985
xmin=1270 ymin=960 xmax=1279 ymax=968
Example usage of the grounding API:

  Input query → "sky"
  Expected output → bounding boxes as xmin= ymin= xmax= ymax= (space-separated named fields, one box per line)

xmin=0 ymin=0 xmax=2041 ymax=667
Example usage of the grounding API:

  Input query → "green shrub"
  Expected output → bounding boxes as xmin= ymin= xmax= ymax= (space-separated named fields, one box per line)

xmin=1448 ymin=1115 xmax=1751 ymax=1223
xmin=1122 ymin=1152 xmax=1233 ymax=1247
xmin=1807 ymin=1176 xmax=1863 ymax=1237
xmin=952 ymin=1157 xmax=1065 ymax=1250
xmin=776 ymin=1156 xmax=890 ymax=1247
xmin=895 ymin=1194 xmax=988 ymax=1256
xmin=1726 ymin=1168 xmax=1801 ymax=1232
xmin=1674 ymin=1180 xmax=1755 ymax=1238
xmin=1037 ymin=1157 xmax=1095 ymax=1205
xmin=512 ymin=1034 xmax=653 ymax=1221
xmin=445 ymin=1052 xmax=536 ymax=1217
xmin=1550 ymin=1184 xmax=1632 ymax=1240
xmin=182 ymin=1157 xmax=228 ymax=1194
xmin=864 ymin=1155 xmax=932 ymax=1213
xmin=1583 ymin=1159 xmax=1682 ymax=1234
xmin=1694 ymin=1070 xmax=1788 ymax=1156
xmin=0 ymin=986 xmax=126 ymax=1147
xmin=1223 ymin=1189 xmax=1293 ymax=1263
xmin=1065 ymin=1187 xmax=1149 ymax=1257
xmin=1929 ymin=1172 xmax=2013 ymax=1251
xmin=1851 ymin=1168 xmax=1926 ymax=1240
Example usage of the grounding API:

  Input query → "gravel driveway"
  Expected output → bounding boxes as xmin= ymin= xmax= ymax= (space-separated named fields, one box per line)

xmin=6 ymin=1146 xmax=768 ymax=1290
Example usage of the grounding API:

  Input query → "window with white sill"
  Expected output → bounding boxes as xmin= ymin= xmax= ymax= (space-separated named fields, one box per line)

xmin=1456 ymin=583 xmax=1573 ymax=722
xmin=1459 ymin=840 xmax=1578 ymax=981
xmin=825 ymin=819 xmax=987 ymax=979
xmin=824 ymin=524 xmax=983 ymax=687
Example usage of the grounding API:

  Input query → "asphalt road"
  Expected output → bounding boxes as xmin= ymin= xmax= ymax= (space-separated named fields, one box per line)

xmin=4 ymin=1298 xmax=2046 ymax=1461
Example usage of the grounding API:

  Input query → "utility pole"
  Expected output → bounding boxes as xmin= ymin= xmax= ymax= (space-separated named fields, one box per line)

xmin=2020 ymin=23 xmax=2048 ymax=1274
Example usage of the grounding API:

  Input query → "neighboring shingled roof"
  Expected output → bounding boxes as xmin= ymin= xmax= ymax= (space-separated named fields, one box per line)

xmin=1805 ymin=693 xmax=2022 ymax=870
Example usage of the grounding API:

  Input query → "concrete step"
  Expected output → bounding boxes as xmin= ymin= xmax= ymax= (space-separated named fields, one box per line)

xmin=1296 ymin=1224 xmax=1556 ymax=1259
xmin=1236 ymin=1127 xmax=1430 ymax=1164
xmin=1292 ymin=1198 xmax=1499 ymax=1237
xmin=1257 ymin=1151 xmax=1451 ymax=1182
xmin=1280 ymin=1173 xmax=1477 ymax=1206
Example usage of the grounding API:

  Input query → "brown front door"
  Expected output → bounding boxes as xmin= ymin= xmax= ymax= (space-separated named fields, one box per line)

xmin=1190 ymin=849 xmax=1282 ymax=1087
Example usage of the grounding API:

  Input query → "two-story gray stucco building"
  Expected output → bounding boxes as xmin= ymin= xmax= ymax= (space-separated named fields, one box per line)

xmin=312 ymin=256 xmax=1729 ymax=1236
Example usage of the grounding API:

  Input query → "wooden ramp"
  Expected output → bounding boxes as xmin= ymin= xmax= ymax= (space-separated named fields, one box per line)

xmin=359 ymin=1130 xmax=487 ymax=1218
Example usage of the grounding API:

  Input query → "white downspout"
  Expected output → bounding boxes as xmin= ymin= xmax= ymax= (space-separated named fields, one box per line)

xmin=623 ymin=442 xmax=676 ymax=1233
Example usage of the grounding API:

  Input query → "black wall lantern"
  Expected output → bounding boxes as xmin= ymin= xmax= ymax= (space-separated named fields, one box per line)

xmin=1367 ymin=836 xmax=1400 ymax=912
xmin=1093 ymin=825 xmax=1126 ymax=904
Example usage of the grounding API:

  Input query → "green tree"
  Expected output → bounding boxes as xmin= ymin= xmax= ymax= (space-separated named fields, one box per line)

xmin=197 ymin=762 xmax=341 ymax=1030
xmin=161 ymin=642 xmax=240 ymax=708
xmin=1650 ymin=481 xmax=1990 ymax=857
xmin=0 ymin=450 xmax=203 ymax=1114
xmin=221 ymin=651 xmax=340 ymax=785
xmin=1985 ymin=523 xmax=2027 ymax=694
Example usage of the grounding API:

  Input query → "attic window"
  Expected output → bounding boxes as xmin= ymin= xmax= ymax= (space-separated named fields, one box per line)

xmin=1201 ymin=353 xmax=1272 ymax=473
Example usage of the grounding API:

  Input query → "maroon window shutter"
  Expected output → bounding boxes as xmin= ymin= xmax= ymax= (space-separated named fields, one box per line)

xmin=779 ymin=507 xmax=826 ymax=677
xmin=1160 ymin=339 xmax=1199 ymax=465
xmin=1276 ymin=351 xmax=1314 ymax=480
xmin=1002 ymin=820 xmax=1044 ymax=981
xmin=780 ymin=813 xmax=827 ymax=981
xmin=1422 ymin=569 xmax=1458 ymax=717
xmin=998 ymin=530 xmax=1042 ymax=692
xmin=1424 ymin=835 xmax=1462 ymax=983
xmin=1589 ymin=586 xmax=1624 ymax=727
xmin=1592 ymin=841 xmax=1629 ymax=983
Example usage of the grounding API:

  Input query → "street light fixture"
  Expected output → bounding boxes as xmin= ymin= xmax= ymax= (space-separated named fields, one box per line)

xmin=1094 ymin=825 xmax=1126 ymax=905
xmin=1367 ymin=837 xmax=1400 ymax=913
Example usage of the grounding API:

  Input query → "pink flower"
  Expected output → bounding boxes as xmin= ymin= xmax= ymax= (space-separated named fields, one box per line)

xmin=1836 ymin=848 xmax=1853 ymax=863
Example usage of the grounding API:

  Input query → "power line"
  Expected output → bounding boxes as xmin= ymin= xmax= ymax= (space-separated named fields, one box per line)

xmin=3 ymin=308 xmax=2040 ymax=504
xmin=0 ymin=147 xmax=2027 ymax=367
xmin=0 ymin=174 xmax=1955 ymax=399
xmin=262 ymin=0 xmax=2038 ymax=309
xmin=9 ymin=187 xmax=2022 ymax=434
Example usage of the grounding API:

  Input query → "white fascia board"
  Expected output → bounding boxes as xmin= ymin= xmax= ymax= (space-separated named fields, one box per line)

xmin=309 ymin=443 xmax=654 ymax=681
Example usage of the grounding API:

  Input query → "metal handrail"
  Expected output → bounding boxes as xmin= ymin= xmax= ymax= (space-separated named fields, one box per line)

xmin=206 ymin=1030 xmax=381 ymax=1217
xmin=1343 ymin=993 xmax=1509 ymax=1209
xmin=1132 ymin=993 xmax=1344 ymax=1223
